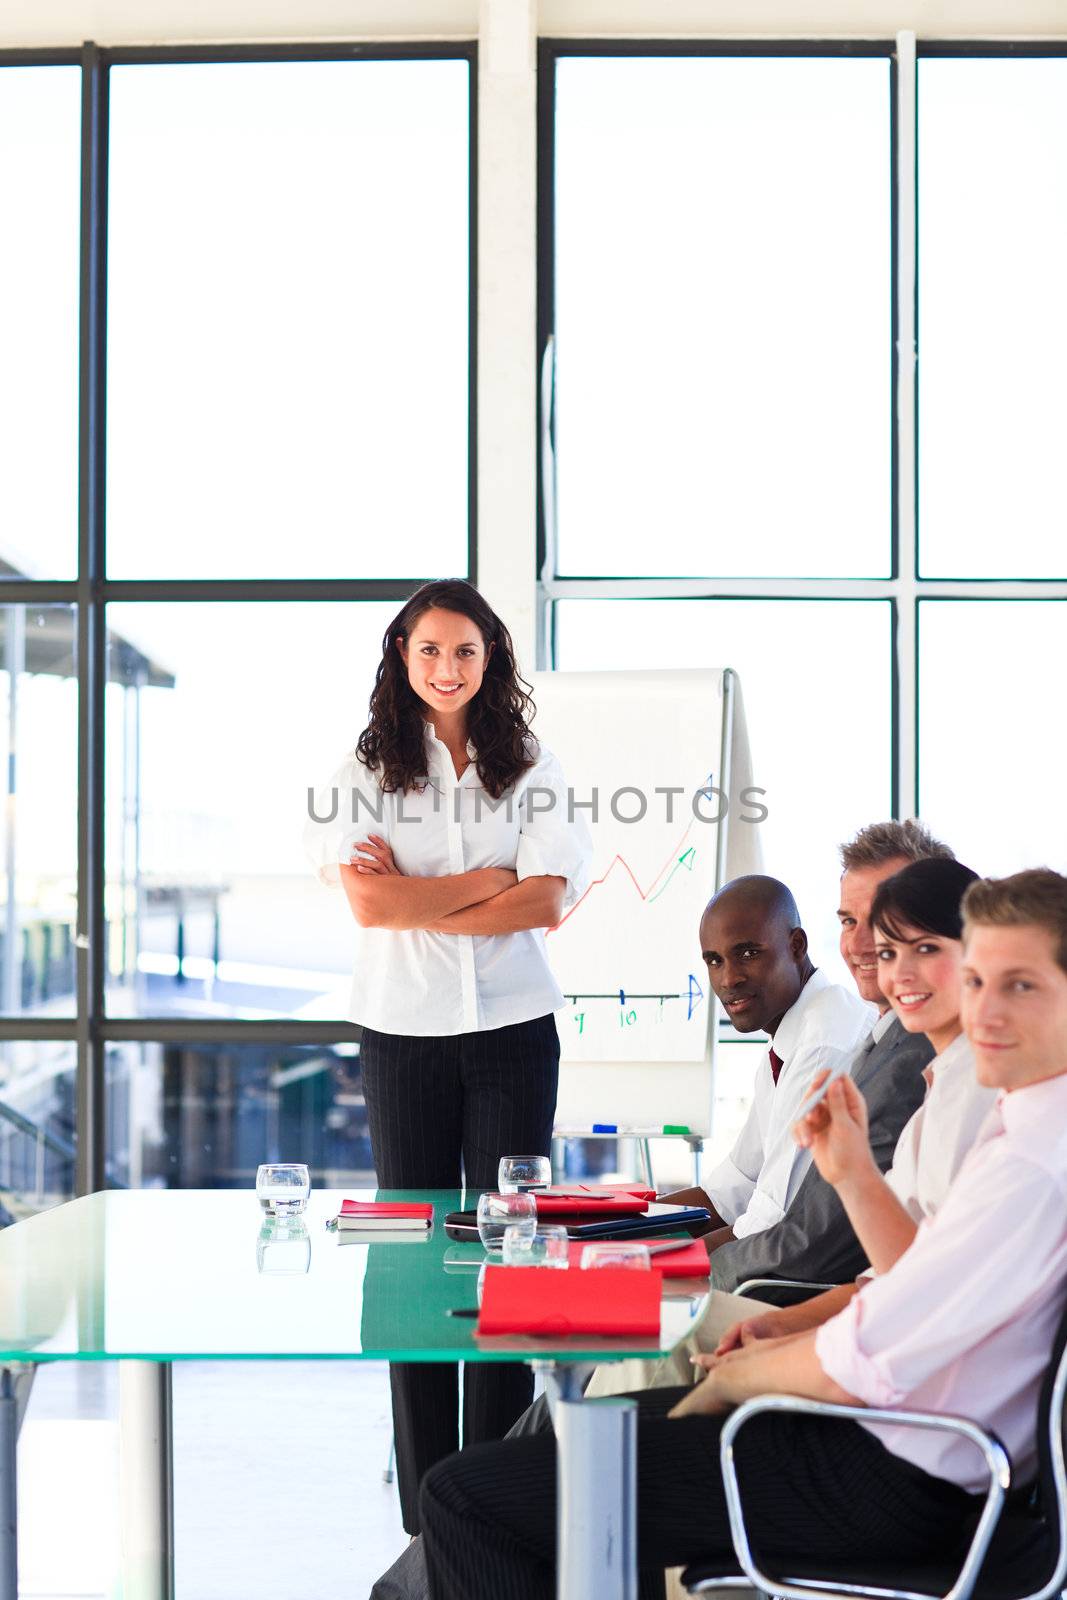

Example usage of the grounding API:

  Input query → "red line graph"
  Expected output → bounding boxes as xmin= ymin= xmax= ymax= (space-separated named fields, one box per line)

xmin=549 ymin=822 xmax=697 ymax=934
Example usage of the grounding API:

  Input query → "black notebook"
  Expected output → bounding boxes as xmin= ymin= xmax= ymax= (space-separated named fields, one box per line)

xmin=443 ymin=1201 xmax=711 ymax=1243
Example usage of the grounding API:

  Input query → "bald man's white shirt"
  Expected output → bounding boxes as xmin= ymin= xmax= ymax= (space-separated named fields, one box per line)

xmin=707 ymin=969 xmax=876 ymax=1239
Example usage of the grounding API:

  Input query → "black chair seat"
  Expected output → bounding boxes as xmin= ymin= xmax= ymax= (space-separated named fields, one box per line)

xmin=681 ymin=1507 xmax=1055 ymax=1600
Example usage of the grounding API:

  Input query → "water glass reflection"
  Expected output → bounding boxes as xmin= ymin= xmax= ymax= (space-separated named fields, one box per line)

xmin=256 ymin=1217 xmax=312 ymax=1275
xmin=498 ymin=1155 xmax=552 ymax=1194
xmin=502 ymin=1223 xmax=570 ymax=1269
xmin=256 ymin=1163 xmax=310 ymax=1215
xmin=579 ymin=1242 xmax=651 ymax=1271
xmin=476 ymin=1191 xmax=537 ymax=1253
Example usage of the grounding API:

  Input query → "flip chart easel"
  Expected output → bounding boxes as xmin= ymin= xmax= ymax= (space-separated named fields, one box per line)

xmin=529 ymin=666 xmax=760 ymax=1146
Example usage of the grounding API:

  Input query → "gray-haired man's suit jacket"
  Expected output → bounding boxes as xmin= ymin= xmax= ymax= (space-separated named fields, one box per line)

xmin=710 ymin=1012 xmax=933 ymax=1295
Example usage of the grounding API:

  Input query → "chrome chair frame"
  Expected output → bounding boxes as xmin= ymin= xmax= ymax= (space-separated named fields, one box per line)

xmin=694 ymin=1325 xmax=1067 ymax=1600
xmin=687 ymin=1328 xmax=1067 ymax=1600
xmin=711 ymin=1395 xmax=1010 ymax=1600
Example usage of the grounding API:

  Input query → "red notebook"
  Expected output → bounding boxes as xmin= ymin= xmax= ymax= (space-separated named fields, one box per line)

xmin=477 ymin=1265 xmax=661 ymax=1337
xmin=337 ymin=1199 xmax=433 ymax=1231
xmin=339 ymin=1200 xmax=433 ymax=1219
xmin=532 ymin=1185 xmax=651 ymax=1218
xmin=565 ymin=1239 xmax=709 ymax=1278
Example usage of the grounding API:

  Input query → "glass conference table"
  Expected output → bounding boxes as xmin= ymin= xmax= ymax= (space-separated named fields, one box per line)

xmin=0 ymin=1188 xmax=710 ymax=1600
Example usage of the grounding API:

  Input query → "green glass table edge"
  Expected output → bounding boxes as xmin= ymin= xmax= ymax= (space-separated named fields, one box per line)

xmin=0 ymin=1347 xmax=663 ymax=1365
xmin=0 ymin=1187 xmax=708 ymax=1363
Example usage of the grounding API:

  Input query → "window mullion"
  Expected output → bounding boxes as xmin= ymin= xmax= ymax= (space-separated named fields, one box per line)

xmin=895 ymin=29 xmax=919 ymax=818
xmin=76 ymin=39 xmax=108 ymax=1197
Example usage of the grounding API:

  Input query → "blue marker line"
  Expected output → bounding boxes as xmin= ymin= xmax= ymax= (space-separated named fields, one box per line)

xmin=592 ymin=1122 xmax=618 ymax=1134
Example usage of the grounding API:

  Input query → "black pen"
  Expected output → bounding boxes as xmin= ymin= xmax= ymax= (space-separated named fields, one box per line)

xmin=446 ymin=1307 xmax=479 ymax=1318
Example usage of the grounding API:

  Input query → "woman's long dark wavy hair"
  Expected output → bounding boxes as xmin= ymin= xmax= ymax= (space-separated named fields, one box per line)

xmin=356 ymin=580 xmax=536 ymax=799
xmin=870 ymin=857 xmax=980 ymax=945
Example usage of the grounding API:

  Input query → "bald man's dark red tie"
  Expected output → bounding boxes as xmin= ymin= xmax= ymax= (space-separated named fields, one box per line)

xmin=769 ymin=1048 xmax=784 ymax=1086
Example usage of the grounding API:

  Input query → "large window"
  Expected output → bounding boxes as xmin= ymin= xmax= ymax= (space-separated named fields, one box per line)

xmin=0 ymin=606 xmax=78 ymax=1019
xmin=103 ymin=601 xmax=393 ymax=1020
xmin=540 ymin=41 xmax=1067 ymax=1012
xmin=0 ymin=43 xmax=475 ymax=1212
xmin=0 ymin=65 xmax=81 ymax=582
xmin=917 ymin=55 xmax=1067 ymax=578
xmin=918 ymin=601 xmax=1067 ymax=874
xmin=106 ymin=60 xmax=471 ymax=580
xmin=551 ymin=52 xmax=892 ymax=580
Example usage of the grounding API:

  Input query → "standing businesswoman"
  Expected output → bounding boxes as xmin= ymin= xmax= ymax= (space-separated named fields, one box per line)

xmin=304 ymin=578 xmax=591 ymax=1534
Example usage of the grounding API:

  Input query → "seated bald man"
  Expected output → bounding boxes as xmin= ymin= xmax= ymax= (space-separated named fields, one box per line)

xmin=664 ymin=873 xmax=873 ymax=1252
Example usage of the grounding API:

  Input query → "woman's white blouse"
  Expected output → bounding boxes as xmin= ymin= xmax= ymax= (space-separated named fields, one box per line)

xmin=303 ymin=728 xmax=592 ymax=1037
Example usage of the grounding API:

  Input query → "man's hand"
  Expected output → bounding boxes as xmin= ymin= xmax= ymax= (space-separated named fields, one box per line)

xmin=672 ymin=1327 xmax=860 ymax=1419
xmin=657 ymin=1185 xmax=714 ymax=1209
xmin=701 ymin=1224 xmax=736 ymax=1256
xmin=351 ymin=835 xmax=401 ymax=875
xmin=668 ymin=1366 xmax=732 ymax=1418
xmin=714 ymin=1309 xmax=795 ymax=1355
xmin=656 ymin=1185 xmax=728 ymax=1234
xmin=793 ymin=1071 xmax=875 ymax=1189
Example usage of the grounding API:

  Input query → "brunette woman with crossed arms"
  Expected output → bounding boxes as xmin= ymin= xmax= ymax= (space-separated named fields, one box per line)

xmin=304 ymin=578 xmax=591 ymax=1536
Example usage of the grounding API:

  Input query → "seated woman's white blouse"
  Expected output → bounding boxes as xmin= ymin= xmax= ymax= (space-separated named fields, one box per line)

xmin=303 ymin=729 xmax=592 ymax=1036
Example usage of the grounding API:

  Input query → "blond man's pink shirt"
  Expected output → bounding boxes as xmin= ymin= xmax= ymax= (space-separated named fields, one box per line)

xmin=815 ymin=1070 xmax=1067 ymax=1492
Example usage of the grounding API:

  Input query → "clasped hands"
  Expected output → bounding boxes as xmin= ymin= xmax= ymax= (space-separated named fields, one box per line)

xmin=668 ymin=1346 xmax=750 ymax=1418
xmin=668 ymin=1327 xmax=811 ymax=1418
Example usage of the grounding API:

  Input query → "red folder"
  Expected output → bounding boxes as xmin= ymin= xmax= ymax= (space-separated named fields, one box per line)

xmin=532 ymin=1185 xmax=651 ymax=1218
xmin=565 ymin=1239 xmax=709 ymax=1278
xmin=339 ymin=1200 xmax=433 ymax=1219
xmin=477 ymin=1265 xmax=661 ymax=1337
xmin=554 ymin=1184 xmax=656 ymax=1201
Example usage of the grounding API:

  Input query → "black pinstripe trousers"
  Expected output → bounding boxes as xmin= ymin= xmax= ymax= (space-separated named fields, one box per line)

xmin=360 ymin=1012 xmax=560 ymax=1535
xmin=419 ymin=1386 xmax=976 ymax=1600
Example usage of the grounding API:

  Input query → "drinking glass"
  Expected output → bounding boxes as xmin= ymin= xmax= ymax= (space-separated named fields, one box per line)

xmin=476 ymin=1191 xmax=537 ymax=1253
xmin=502 ymin=1223 xmax=570 ymax=1268
xmin=256 ymin=1217 xmax=312 ymax=1275
xmin=579 ymin=1242 xmax=651 ymax=1271
xmin=256 ymin=1162 xmax=311 ymax=1216
xmin=498 ymin=1155 xmax=552 ymax=1194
